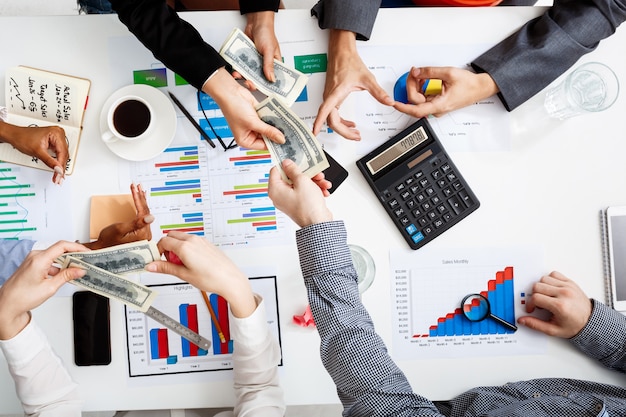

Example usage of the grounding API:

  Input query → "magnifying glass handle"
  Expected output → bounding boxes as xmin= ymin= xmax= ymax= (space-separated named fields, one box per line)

xmin=489 ymin=314 xmax=518 ymax=332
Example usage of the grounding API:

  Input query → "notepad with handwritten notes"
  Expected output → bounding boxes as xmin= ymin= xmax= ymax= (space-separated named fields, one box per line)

xmin=2 ymin=66 xmax=91 ymax=175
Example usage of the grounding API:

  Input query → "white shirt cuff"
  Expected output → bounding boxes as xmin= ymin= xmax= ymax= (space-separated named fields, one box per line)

xmin=0 ymin=318 xmax=47 ymax=367
xmin=229 ymin=295 xmax=270 ymax=345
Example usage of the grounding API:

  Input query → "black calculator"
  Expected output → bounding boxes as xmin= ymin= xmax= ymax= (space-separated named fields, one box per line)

xmin=356 ymin=118 xmax=479 ymax=250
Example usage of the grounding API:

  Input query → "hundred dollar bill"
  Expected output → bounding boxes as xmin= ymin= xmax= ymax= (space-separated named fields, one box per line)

xmin=256 ymin=96 xmax=329 ymax=181
xmin=63 ymin=256 xmax=157 ymax=312
xmin=58 ymin=240 xmax=160 ymax=275
xmin=219 ymin=27 xmax=308 ymax=107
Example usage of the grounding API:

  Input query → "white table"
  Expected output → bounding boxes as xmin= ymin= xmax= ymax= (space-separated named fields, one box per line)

xmin=0 ymin=7 xmax=625 ymax=413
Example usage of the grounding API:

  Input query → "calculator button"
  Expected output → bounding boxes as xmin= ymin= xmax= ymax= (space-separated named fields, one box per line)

xmin=427 ymin=211 xmax=437 ymax=220
xmin=383 ymin=190 xmax=392 ymax=199
xmin=437 ymin=179 xmax=447 ymax=188
xmin=436 ymin=204 xmax=447 ymax=214
xmin=433 ymin=219 xmax=444 ymax=229
xmin=419 ymin=178 xmax=430 ymax=188
xmin=441 ymin=163 xmax=451 ymax=173
xmin=406 ymin=199 xmax=416 ymax=209
xmin=396 ymin=183 xmax=406 ymax=192
xmin=431 ymin=170 xmax=442 ymax=180
xmin=410 ymin=184 xmax=420 ymax=194
xmin=448 ymin=196 xmax=464 ymax=215
xmin=400 ymin=191 xmax=411 ymax=201
xmin=421 ymin=201 xmax=432 ymax=211
xmin=412 ymin=208 xmax=422 ymax=217
xmin=425 ymin=187 xmax=436 ymax=197
xmin=411 ymin=231 xmax=425 ymax=244
xmin=446 ymin=172 xmax=458 ymax=182
xmin=416 ymin=193 xmax=426 ymax=203
xmin=393 ymin=207 xmax=405 ymax=217
xmin=459 ymin=190 xmax=474 ymax=207
xmin=442 ymin=187 xmax=453 ymax=197
xmin=400 ymin=216 xmax=411 ymax=226
xmin=452 ymin=181 xmax=463 ymax=191
xmin=388 ymin=199 xmax=399 ymax=209
xmin=423 ymin=225 xmax=434 ymax=235
xmin=405 ymin=224 xmax=418 ymax=235
xmin=431 ymin=195 xmax=442 ymax=205
xmin=418 ymin=217 xmax=428 ymax=226
xmin=443 ymin=212 xmax=453 ymax=222
xmin=414 ymin=171 xmax=424 ymax=180
xmin=405 ymin=177 xmax=415 ymax=186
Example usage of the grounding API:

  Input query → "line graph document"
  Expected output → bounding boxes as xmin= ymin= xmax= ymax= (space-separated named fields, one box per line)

xmin=390 ymin=245 xmax=547 ymax=360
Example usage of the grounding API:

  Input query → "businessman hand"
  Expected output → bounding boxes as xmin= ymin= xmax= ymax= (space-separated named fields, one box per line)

xmin=518 ymin=271 xmax=593 ymax=339
xmin=245 ymin=11 xmax=282 ymax=84
xmin=313 ymin=30 xmax=394 ymax=141
xmin=393 ymin=66 xmax=499 ymax=118
xmin=268 ymin=159 xmax=333 ymax=228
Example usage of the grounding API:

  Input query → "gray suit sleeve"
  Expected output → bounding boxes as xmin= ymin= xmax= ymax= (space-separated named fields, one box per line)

xmin=472 ymin=0 xmax=626 ymax=111
xmin=311 ymin=0 xmax=382 ymax=40
xmin=0 ymin=239 xmax=35 ymax=285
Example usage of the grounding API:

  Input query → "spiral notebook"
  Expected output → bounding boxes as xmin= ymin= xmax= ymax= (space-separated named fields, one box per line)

xmin=600 ymin=207 xmax=626 ymax=313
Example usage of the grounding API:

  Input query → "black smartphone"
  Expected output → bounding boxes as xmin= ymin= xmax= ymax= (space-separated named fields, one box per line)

xmin=72 ymin=291 xmax=112 ymax=366
xmin=322 ymin=150 xmax=349 ymax=194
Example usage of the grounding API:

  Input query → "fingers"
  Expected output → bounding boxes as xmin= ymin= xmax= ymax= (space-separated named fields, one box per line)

xmin=517 ymin=315 xmax=558 ymax=336
xmin=131 ymin=183 xmax=150 ymax=216
xmin=257 ymin=120 xmax=285 ymax=145
xmin=262 ymin=52 xmax=276 ymax=83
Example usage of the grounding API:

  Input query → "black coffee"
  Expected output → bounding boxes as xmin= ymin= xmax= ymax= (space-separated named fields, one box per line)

xmin=112 ymin=99 xmax=151 ymax=138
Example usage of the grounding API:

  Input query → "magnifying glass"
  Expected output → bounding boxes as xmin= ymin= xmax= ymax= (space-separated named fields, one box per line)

xmin=460 ymin=293 xmax=517 ymax=332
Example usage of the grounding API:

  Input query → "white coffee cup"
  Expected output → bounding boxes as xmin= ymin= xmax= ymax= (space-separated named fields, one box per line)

xmin=102 ymin=95 xmax=154 ymax=143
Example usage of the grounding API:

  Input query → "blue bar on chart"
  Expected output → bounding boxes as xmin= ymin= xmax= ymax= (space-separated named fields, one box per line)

xmin=150 ymin=179 xmax=203 ymax=204
xmin=419 ymin=266 xmax=515 ymax=338
xmin=149 ymin=328 xmax=178 ymax=364
xmin=179 ymin=303 xmax=208 ymax=357
xmin=210 ymin=293 xmax=233 ymax=355
xmin=227 ymin=149 xmax=272 ymax=167
xmin=154 ymin=146 xmax=200 ymax=172
xmin=222 ymin=173 xmax=269 ymax=200
xmin=227 ymin=206 xmax=277 ymax=232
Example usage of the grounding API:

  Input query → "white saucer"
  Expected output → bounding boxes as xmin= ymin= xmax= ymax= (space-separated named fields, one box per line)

xmin=100 ymin=84 xmax=176 ymax=161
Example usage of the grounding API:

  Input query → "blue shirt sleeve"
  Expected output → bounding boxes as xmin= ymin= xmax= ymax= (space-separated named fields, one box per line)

xmin=0 ymin=239 xmax=35 ymax=285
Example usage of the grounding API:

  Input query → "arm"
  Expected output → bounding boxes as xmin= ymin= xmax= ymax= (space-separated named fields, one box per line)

xmin=472 ymin=0 xmax=626 ymax=111
xmin=268 ymin=160 xmax=440 ymax=415
xmin=240 ymin=0 xmax=281 ymax=82
xmin=230 ymin=296 xmax=285 ymax=417
xmin=0 ymin=241 xmax=89 ymax=416
xmin=110 ymin=0 xmax=228 ymax=91
xmin=146 ymin=233 xmax=285 ymax=415
xmin=311 ymin=0 xmax=393 ymax=140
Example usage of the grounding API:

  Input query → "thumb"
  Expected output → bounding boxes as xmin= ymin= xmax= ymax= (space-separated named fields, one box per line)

xmin=518 ymin=316 xmax=555 ymax=336
xmin=51 ymin=267 xmax=86 ymax=290
xmin=259 ymin=121 xmax=285 ymax=145
xmin=280 ymin=159 xmax=305 ymax=182
xmin=145 ymin=260 xmax=184 ymax=277
xmin=414 ymin=66 xmax=448 ymax=80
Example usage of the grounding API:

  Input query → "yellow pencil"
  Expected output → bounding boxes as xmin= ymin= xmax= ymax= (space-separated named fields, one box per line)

xmin=201 ymin=290 xmax=226 ymax=343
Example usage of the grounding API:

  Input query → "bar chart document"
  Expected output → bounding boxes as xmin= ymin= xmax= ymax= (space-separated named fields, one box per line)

xmin=390 ymin=246 xmax=547 ymax=360
xmin=125 ymin=276 xmax=280 ymax=378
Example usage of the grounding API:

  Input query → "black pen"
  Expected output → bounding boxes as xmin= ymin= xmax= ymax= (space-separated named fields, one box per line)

xmin=168 ymin=91 xmax=216 ymax=148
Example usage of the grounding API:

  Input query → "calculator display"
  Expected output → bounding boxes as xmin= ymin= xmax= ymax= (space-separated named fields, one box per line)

xmin=366 ymin=126 xmax=429 ymax=175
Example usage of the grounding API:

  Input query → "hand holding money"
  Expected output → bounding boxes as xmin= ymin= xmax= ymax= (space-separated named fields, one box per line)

xmin=220 ymin=28 xmax=308 ymax=107
xmin=58 ymin=241 xmax=161 ymax=312
xmin=256 ymin=96 xmax=329 ymax=182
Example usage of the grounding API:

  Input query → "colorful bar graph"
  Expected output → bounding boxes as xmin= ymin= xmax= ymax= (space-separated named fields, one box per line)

xmin=0 ymin=166 xmax=37 ymax=236
xmin=160 ymin=211 xmax=206 ymax=236
xmin=210 ymin=294 xmax=233 ymax=355
xmin=155 ymin=147 xmax=200 ymax=172
xmin=418 ymin=266 xmax=515 ymax=337
xmin=228 ymin=150 xmax=272 ymax=167
xmin=223 ymin=173 xmax=269 ymax=200
xmin=149 ymin=328 xmax=170 ymax=359
xmin=227 ymin=206 xmax=277 ymax=232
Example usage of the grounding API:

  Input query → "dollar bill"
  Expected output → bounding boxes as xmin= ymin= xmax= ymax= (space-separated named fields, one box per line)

xmin=58 ymin=240 xmax=160 ymax=275
xmin=219 ymin=27 xmax=308 ymax=107
xmin=256 ymin=96 xmax=329 ymax=181
xmin=63 ymin=256 xmax=157 ymax=312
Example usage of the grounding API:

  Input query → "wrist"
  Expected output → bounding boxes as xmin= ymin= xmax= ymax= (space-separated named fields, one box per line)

xmin=201 ymin=67 xmax=241 ymax=102
xmin=477 ymin=72 xmax=499 ymax=97
xmin=245 ymin=10 xmax=275 ymax=31
xmin=0 ymin=120 xmax=18 ymax=147
xmin=328 ymin=29 xmax=357 ymax=60
xmin=0 ymin=311 xmax=31 ymax=341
